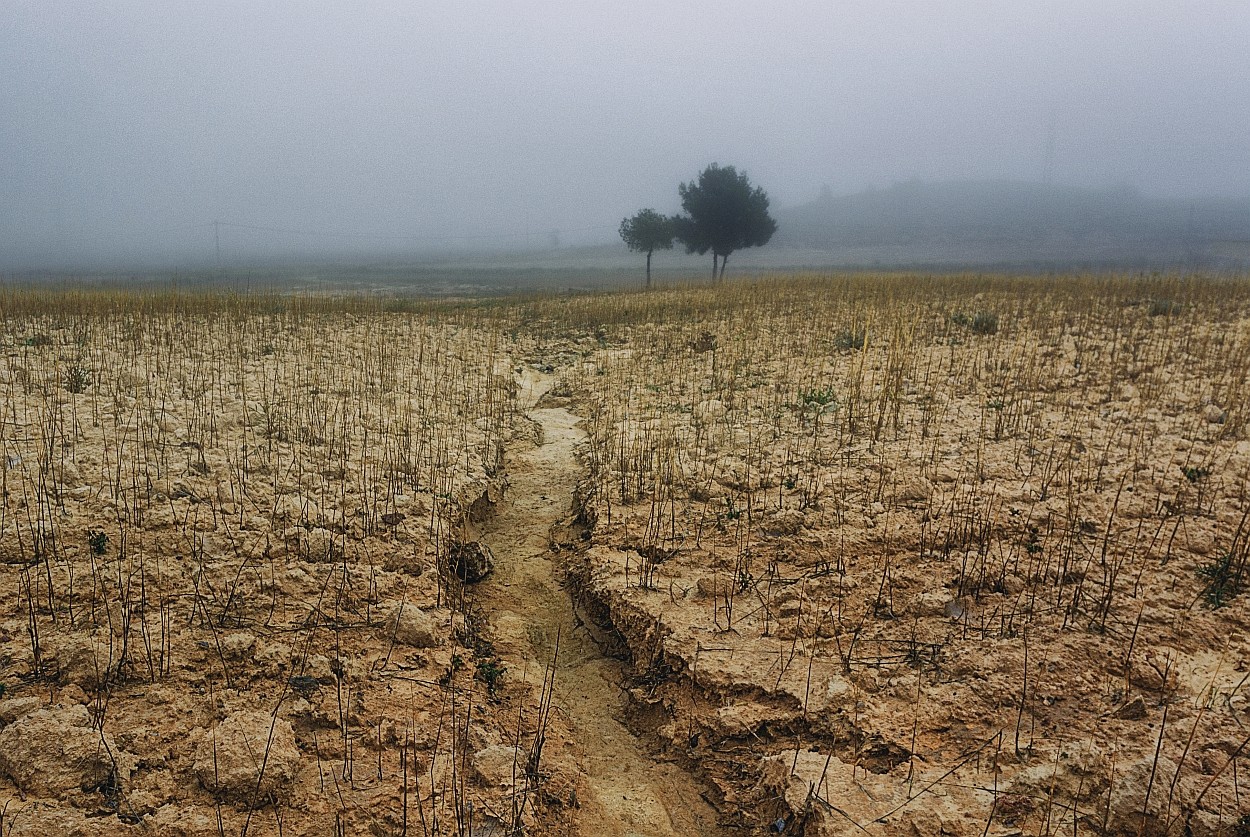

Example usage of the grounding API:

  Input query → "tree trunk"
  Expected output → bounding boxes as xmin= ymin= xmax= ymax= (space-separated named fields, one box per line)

xmin=646 ymin=249 xmax=652 ymax=289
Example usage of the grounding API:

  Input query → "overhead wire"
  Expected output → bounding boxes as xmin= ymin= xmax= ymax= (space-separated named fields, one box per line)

xmin=210 ymin=220 xmax=617 ymax=244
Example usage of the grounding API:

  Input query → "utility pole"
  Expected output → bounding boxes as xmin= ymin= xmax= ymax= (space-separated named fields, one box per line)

xmin=1042 ymin=110 xmax=1056 ymax=185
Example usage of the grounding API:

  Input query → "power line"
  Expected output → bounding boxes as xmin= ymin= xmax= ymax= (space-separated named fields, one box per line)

xmin=213 ymin=219 xmax=616 ymax=244
xmin=39 ymin=218 xmax=622 ymax=260
xmin=147 ymin=222 xmax=216 ymax=236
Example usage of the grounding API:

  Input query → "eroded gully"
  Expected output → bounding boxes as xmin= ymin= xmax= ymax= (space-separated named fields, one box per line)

xmin=475 ymin=370 xmax=725 ymax=837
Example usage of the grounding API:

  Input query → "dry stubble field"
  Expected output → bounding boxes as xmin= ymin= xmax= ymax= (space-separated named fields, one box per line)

xmin=0 ymin=274 xmax=1248 ymax=837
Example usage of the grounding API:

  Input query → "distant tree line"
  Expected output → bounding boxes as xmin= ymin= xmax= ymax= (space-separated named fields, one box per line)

xmin=620 ymin=163 xmax=777 ymax=286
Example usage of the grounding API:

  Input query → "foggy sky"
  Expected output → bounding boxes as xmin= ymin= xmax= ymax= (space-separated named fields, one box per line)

xmin=4 ymin=1 xmax=1249 ymax=269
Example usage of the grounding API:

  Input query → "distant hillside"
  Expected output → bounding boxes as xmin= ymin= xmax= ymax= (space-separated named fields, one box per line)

xmin=775 ymin=180 xmax=1250 ymax=268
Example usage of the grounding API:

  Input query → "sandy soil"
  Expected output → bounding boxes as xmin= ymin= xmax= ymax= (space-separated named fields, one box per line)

xmin=0 ymin=313 xmax=554 ymax=835
xmin=554 ymin=284 xmax=1250 ymax=836
xmin=2 ymin=279 xmax=1249 ymax=836
xmin=0 ymin=308 xmax=730 ymax=837
xmin=474 ymin=369 xmax=725 ymax=837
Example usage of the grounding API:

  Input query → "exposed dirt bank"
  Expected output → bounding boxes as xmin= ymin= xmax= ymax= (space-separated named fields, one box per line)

xmin=475 ymin=369 xmax=726 ymax=837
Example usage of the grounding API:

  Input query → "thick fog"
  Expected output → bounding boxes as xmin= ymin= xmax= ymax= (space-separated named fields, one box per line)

xmin=3 ymin=1 xmax=1249 ymax=270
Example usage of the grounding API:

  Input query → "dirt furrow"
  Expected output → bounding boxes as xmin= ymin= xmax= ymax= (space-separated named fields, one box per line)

xmin=476 ymin=371 xmax=724 ymax=837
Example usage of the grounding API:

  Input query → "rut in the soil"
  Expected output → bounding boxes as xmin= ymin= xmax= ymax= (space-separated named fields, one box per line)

xmin=476 ymin=372 xmax=724 ymax=837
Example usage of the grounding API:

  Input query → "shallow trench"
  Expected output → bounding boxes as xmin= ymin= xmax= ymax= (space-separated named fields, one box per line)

xmin=474 ymin=371 xmax=726 ymax=837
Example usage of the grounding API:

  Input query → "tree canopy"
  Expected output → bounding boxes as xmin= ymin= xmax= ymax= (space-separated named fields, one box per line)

xmin=619 ymin=208 xmax=675 ymax=287
xmin=673 ymin=164 xmax=777 ymax=279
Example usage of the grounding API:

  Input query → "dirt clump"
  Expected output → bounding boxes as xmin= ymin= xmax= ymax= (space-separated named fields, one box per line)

xmin=472 ymin=743 xmax=524 ymax=787
xmin=0 ymin=704 xmax=136 ymax=797
xmin=192 ymin=709 xmax=301 ymax=802
xmin=385 ymin=600 xmax=446 ymax=647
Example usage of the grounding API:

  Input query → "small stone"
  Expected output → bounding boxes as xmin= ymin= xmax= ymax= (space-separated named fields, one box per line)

xmin=1129 ymin=649 xmax=1180 ymax=693
xmin=301 ymin=527 xmax=338 ymax=562
xmin=826 ymin=676 xmax=852 ymax=701
xmin=693 ymin=575 xmax=725 ymax=600
xmin=1110 ymin=694 xmax=1147 ymax=720
xmin=894 ymin=476 xmax=934 ymax=504
xmin=385 ymin=603 xmax=444 ymax=648
xmin=762 ymin=508 xmax=805 ymax=536
xmin=471 ymin=744 xmax=522 ymax=787
xmin=1106 ymin=753 xmax=1179 ymax=832
xmin=914 ymin=592 xmax=948 ymax=617
xmin=220 ymin=632 xmax=256 ymax=659
xmin=450 ymin=541 xmax=494 ymax=583
xmin=943 ymin=598 xmax=969 ymax=620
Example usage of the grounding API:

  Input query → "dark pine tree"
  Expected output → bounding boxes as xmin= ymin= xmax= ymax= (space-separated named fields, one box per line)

xmin=673 ymin=163 xmax=777 ymax=280
xmin=619 ymin=208 xmax=676 ymax=288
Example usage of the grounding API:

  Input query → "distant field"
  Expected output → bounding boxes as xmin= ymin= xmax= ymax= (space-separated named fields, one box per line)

xmin=11 ymin=210 xmax=1245 ymax=299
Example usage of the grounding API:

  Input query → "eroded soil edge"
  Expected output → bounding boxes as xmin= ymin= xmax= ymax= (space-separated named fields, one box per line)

xmin=474 ymin=370 xmax=726 ymax=837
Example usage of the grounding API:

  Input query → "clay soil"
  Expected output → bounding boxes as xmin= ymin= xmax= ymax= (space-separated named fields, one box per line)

xmin=1 ymin=275 xmax=1249 ymax=837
